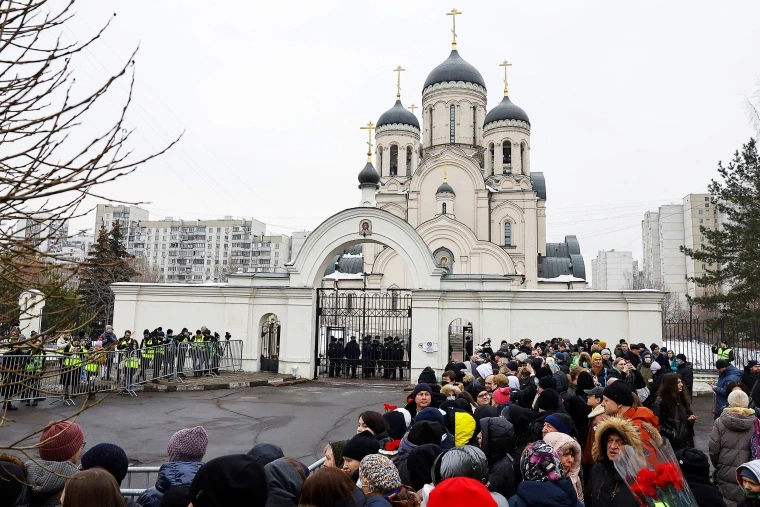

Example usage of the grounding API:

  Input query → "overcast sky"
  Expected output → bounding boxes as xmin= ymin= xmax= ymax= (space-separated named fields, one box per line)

xmin=67 ymin=1 xmax=758 ymax=274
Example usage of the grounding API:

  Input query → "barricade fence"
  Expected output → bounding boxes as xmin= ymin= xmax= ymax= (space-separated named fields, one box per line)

xmin=0 ymin=340 xmax=243 ymax=404
xmin=662 ymin=319 xmax=760 ymax=372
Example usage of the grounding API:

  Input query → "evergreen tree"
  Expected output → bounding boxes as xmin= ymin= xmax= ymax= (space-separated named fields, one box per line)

xmin=108 ymin=221 xmax=137 ymax=282
xmin=681 ymin=138 xmax=760 ymax=325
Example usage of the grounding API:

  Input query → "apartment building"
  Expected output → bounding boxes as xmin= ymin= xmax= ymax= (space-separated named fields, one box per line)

xmin=683 ymin=194 xmax=717 ymax=298
xmin=15 ymin=217 xmax=69 ymax=252
xmin=94 ymin=205 xmax=149 ymax=243
xmin=291 ymin=231 xmax=310 ymax=262
xmin=641 ymin=211 xmax=661 ymax=286
xmin=591 ymin=250 xmax=633 ymax=290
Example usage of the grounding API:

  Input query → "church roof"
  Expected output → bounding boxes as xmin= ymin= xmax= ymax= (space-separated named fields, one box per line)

xmin=323 ymin=246 xmax=364 ymax=276
xmin=377 ymin=100 xmax=420 ymax=129
xmin=358 ymin=161 xmax=380 ymax=186
xmin=538 ymin=235 xmax=586 ymax=280
xmin=436 ymin=181 xmax=455 ymax=195
xmin=484 ymin=95 xmax=530 ymax=126
xmin=530 ymin=172 xmax=546 ymax=200
xmin=423 ymin=50 xmax=486 ymax=90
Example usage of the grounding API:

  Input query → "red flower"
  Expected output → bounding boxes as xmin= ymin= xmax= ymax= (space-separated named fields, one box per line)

xmin=655 ymin=462 xmax=685 ymax=490
xmin=385 ymin=439 xmax=401 ymax=451
xmin=632 ymin=468 xmax=658 ymax=498
xmin=383 ymin=403 xmax=398 ymax=412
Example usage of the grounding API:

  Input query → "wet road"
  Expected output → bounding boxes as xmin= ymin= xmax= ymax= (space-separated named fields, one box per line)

xmin=1 ymin=383 xmax=715 ymax=466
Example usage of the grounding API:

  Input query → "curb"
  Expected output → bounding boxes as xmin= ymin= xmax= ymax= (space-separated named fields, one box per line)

xmin=136 ymin=375 xmax=297 ymax=393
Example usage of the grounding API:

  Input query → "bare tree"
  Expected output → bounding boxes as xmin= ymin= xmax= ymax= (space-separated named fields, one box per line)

xmin=745 ymin=77 xmax=760 ymax=137
xmin=130 ymin=255 xmax=163 ymax=283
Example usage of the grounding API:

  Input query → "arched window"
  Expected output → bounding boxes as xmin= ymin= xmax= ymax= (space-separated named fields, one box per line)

xmin=347 ymin=293 xmax=354 ymax=310
xmin=406 ymin=146 xmax=412 ymax=176
xmin=503 ymin=142 xmax=512 ymax=174
xmin=378 ymin=146 xmax=383 ymax=174
xmin=521 ymin=142 xmax=526 ymax=173
xmin=504 ymin=222 xmax=512 ymax=247
xmin=442 ymin=203 xmax=447 ymax=215
xmin=390 ymin=145 xmax=398 ymax=176
xmin=449 ymin=105 xmax=456 ymax=143
xmin=489 ymin=143 xmax=495 ymax=171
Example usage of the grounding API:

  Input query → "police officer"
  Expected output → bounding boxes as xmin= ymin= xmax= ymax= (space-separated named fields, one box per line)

xmin=175 ymin=328 xmax=190 ymax=377
xmin=327 ymin=337 xmax=338 ymax=377
xmin=382 ymin=337 xmax=393 ymax=379
xmin=117 ymin=331 xmax=140 ymax=389
xmin=712 ymin=339 xmax=734 ymax=363
xmin=140 ymin=329 xmax=159 ymax=383
xmin=361 ymin=336 xmax=372 ymax=378
xmin=192 ymin=330 xmax=206 ymax=377
xmin=345 ymin=336 xmax=360 ymax=379
xmin=392 ymin=336 xmax=404 ymax=381
xmin=336 ymin=338 xmax=345 ymax=378
xmin=62 ymin=337 xmax=84 ymax=401
xmin=24 ymin=334 xmax=45 ymax=406
xmin=371 ymin=336 xmax=383 ymax=379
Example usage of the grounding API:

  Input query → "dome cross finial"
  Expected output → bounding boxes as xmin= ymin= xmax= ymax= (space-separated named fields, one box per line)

xmin=360 ymin=121 xmax=376 ymax=162
xmin=499 ymin=60 xmax=512 ymax=97
xmin=408 ymin=103 xmax=418 ymax=114
xmin=393 ymin=65 xmax=405 ymax=101
xmin=446 ymin=8 xmax=462 ymax=50
xmin=444 ymin=166 xmax=448 ymax=183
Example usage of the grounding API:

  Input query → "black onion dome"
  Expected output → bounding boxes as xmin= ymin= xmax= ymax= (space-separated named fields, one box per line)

xmin=436 ymin=181 xmax=455 ymax=195
xmin=358 ymin=161 xmax=380 ymax=186
xmin=423 ymin=50 xmax=486 ymax=90
xmin=484 ymin=95 xmax=530 ymax=125
xmin=377 ymin=100 xmax=420 ymax=129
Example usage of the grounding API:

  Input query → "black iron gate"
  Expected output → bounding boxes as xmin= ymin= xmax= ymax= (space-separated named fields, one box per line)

xmin=260 ymin=315 xmax=281 ymax=373
xmin=662 ymin=318 xmax=760 ymax=372
xmin=315 ymin=288 xmax=412 ymax=380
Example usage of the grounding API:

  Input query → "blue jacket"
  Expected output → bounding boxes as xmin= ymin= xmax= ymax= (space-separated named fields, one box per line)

xmin=508 ymin=479 xmax=582 ymax=507
xmin=714 ymin=364 xmax=742 ymax=418
xmin=137 ymin=461 xmax=203 ymax=507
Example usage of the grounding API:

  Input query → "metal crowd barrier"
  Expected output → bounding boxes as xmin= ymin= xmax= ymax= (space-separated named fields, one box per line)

xmin=0 ymin=340 xmax=244 ymax=405
xmin=121 ymin=457 xmax=327 ymax=498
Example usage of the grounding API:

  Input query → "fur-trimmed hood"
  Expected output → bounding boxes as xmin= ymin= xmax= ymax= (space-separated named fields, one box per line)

xmin=591 ymin=416 xmax=643 ymax=463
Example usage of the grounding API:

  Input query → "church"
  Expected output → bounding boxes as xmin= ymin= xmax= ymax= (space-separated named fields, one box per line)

xmin=327 ymin=10 xmax=585 ymax=290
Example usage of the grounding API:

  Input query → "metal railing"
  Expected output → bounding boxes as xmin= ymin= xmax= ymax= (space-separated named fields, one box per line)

xmin=0 ymin=341 xmax=244 ymax=405
xmin=121 ymin=457 xmax=327 ymax=498
xmin=662 ymin=319 xmax=760 ymax=372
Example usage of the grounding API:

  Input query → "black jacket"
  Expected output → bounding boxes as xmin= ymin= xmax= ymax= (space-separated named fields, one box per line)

xmin=585 ymin=461 xmax=638 ymax=507
xmin=345 ymin=340 xmax=360 ymax=360
xmin=651 ymin=397 xmax=694 ymax=451
xmin=480 ymin=417 xmax=517 ymax=498
xmin=742 ymin=369 xmax=760 ymax=392
xmin=677 ymin=362 xmax=694 ymax=397
xmin=684 ymin=474 xmax=728 ymax=507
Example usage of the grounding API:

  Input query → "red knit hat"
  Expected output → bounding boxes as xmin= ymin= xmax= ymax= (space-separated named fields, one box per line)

xmin=428 ymin=477 xmax=496 ymax=507
xmin=492 ymin=387 xmax=510 ymax=406
xmin=39 ymin=421 xmax=84 ymax=462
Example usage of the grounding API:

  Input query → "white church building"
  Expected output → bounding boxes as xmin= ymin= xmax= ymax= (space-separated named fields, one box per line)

xmin=112 ymin=12 xmax=664 ymax=381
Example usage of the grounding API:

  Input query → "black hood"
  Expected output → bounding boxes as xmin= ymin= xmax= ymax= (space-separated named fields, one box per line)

xmin=480 ymin=417 xmax=516 ymax=463
xmin=406 ymin=444 xmax=441 ymax=491
xmin=507 ymin=404 xmax=533 ymax=433
xmin=247 ymin=443 xmax=284 ymax=468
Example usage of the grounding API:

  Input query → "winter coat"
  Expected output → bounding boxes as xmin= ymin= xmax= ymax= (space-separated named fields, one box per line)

xmin=709 ymin=407 xmax=755 ymax=507
xmin=508 ymin=478 xmax=582 ymax=507
xmin=248 ymin=443 xmax=285 ymax=468
xmin=383 ymin=485 xmax=421 ymax=507
xmin=553 ymin=371 xmax=570 ymax=394
xmin=683 ymin=473 xmax=728 ymax=507
xmin=651 ymin=397 xmax=694 ymax=451
xmin=137 ymin=461 xmax=203 ymax=507
xmin=24 ymin=459 xmax=78 ymax=507
xmin=543 ymin=433 xmax=584 ymax=505
xmin=345 ymin=340 xmax=361 ymax=360
xmin=638 ymin=362 xmax=654 ymax=386
xmin=715 ymin=365 xmax=742 ymax=418
xmin=480 ymin=417 xmax=517 ymax=498
xmin=620 ymin=406 xmax=661 ymax=460
xmin=560 ymin=392 xmax=591 ymax=448
xmin=737 ymin=461 xmax=760 ymax=507
xmin=677 ymin=362 xmax=694 ymax=397
xmin=742 ymin=370 xmax=760 ymax=392
xmin=265 ymin=458 xmax=304 ymax=507
xmin=582 ymin=405 xmax=607 ymax=468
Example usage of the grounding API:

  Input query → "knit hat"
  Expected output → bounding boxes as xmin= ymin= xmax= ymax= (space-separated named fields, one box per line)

xmin=415 ymin=407 xmax=445 ymax=426
xmin=650 ymin=361 xmax=661 ymax=372
xmin=536 ymin=388 xmax=560 ymax=411
xmin=749 ymin=360 xmax=759 ymax=369
xmin=675 ymin=447 xmax=710 ymax=478
xmin=515 ymin=352 xmax=529 ymax=363
xmin=427 ymin=477 xmax=496 ymax=507
xmin=492 ymin=387 xmax=510 ymax=406
xmin=406 ymin=444 xmax=441 ymax=491
xmin=359 ymin=454 xmax=401 ymax=493
xmin=603 ymin=380 xmax=634 ymax=407
xmin=411 ymin=383 xmax=432 ymax=400
xmin=394 ymin=408 xmax=412 ymax=428
xmin=601 ymin=349 xmax=611 ymax=356
xmin=39 ymin=421 xmax=84 ymax=462
xmin=520 ymin=440 xmax=565 ymax=483
xmin=728 ymin=390 xmax=749 ymax=408
xmin=189 ymin=454 xmax=268 ymax=507
xmin=650 ymin=343 xmax=659 ymax=351
xmin=545 ymin=414 xmax=573 ymax=436
xmin=740 ymin=465 xmax=760 ymax=483
xmin=383 ymin=411 xmax=408 ymax=440
xmin=408 ymin=421 xmax=444 ymax=446
xmin=599 ymin=341 xmax=607 ymax=348
xmin=167 ymin=426 xmax=208 ymax=462
xmin=554 ymin=352 xmax=566 ymax=362
xmin=536 ymin=367 xmax=553 ymax=379
xmin=342 ymin=430 xmax=380 ymax=461
xmin=506 ymin=361 xmax=518 ymax=372
xmin=0 ymin=462 xmax=26 ymax=506
xmin=591 ymin=353 xmax=602 ymax=360
xmin=676 ymin=354 xmax=687 ymax=362
xmin=538 ymin=376 xmax=556 ymax=390
xmin=81 ymin=443 xmax=129 ymax=485
xmin=418 ymin=367 xmax=438 ymax=385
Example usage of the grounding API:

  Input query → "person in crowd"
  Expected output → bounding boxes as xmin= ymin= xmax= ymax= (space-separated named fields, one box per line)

xmin=647 ymin=360 xmax=667 ymax=399
xmin=582 ymin=386 xmax=607 ymax=477
xmin=667 ymin=350 xmax=678 ymax=372
xmin=544 ymin=432 xmax=584 ymax=505
xmin=299 ymin=467 xmax=365 ymax=507
xmin=341 ymin=431 xmax=380 ymax=482
xmin=61 ymin=337 xmax=84 ymax=402
xmin=743 ymin=361 xmax=760 ymax=391
xmin=430 ymin=446 xmax=507 ymax=505
xmin=609 ymin=357 xmax=646 ymax=393
xmin=589 ymin=353 xmax=612 ymax=387
xmin=404 ymin=384 xmax=434 ymax=419
xmin=138 ymin=426 xmax=208 ymax=507
xmin=736 ymin=460 xmax=760 ymax=507
xmin=492 ymin=386 xmax=511 ymax=408
xmin=651 ymin=373 xmax=695 ymax=451
xmin=650 ymin=344 xmax=669 ymax=371
xmin=586 ymin=417 xmax=642 ymax=507
xmin=402 ymin=444 xmax=440 ymax=500
xmin=713 ymin=339 xmax=735 ymax=363
xmin=99 ymin=325 xmax=119 ymax=381
xmin=359 ymin=454 xmax=419 ymax=507
xmin=427 ymin=477 xmax=496 ymax=507
xmin=158 ymin=486 xmax=191 ymax=507
xmin=264 ymin=457 xmax=305 ymax=507
xmin=0 ymin=453 xmax=27 ymax=507
xmin=249 ymin=443 xmax=285 ymax=469
xmin=188 ymin=454 xmax=269 ymax=507
xmin=675 ymin=354 xmax=694 ymax=397
xmin=542 ymin=413 xmax=576 ymax=438
xmin=712 ymin=359 xmax=743 ymax=419
xmin=25 ymin=420 xmax=84 ymax=507
xmin=479 ymin=416 xmax=517 ymax=498
xmin=358 ymin=411 xmax=392 ymax=448
xmin=675 ymin=447 xmax=727 ymax=507
xmin=80 ymin=443 xmax=139 ymax=507
xmin=323 ymin=440 xmax=347 ymax=469
xmin=61 ymin=468 xmax=125 ymax=507
xmin=474 ymin=388 xmax=493 ymax=407
xmin=601 ymin=381 xmax=660 ymax=459
xmin=508 ymin=440 xmax=582 ymax=507
xmin=709 ymin=389 xmax=755 ymax=507
xmin=637 ymin=351 xmax=655 ymax=387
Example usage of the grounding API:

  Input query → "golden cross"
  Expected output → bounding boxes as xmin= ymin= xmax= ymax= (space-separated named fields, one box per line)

xmin=393 ymin=65 xmax=405 ymax=101
xmin=408 ymin=103 xmax=418 ymax=114
xmin=444 ymin=166 xmax=448 ymax=183
xmin=360 ymin=121 xmax=376 ymax=162
xmin=499 ymin=60 xmax=513 ymax=96
xmin=446 ymin=8 xmax=462 ymax=49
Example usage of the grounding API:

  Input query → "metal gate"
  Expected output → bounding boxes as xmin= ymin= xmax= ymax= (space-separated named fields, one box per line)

xmin=260 ymin=315 xmax=281 ymax=373
xmin=315 ymin=288 xmax=412 ymax=380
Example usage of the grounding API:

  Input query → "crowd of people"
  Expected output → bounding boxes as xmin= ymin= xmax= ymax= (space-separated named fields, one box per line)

xmin=5 ymin=336 xmax=760 ymax=507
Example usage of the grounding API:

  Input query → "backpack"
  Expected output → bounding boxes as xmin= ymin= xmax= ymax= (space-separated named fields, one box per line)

xmin=751 ymin=417 xmax=760 ymax=460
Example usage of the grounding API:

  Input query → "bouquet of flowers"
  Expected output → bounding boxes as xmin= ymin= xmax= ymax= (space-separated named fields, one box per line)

xmin=614 ymin=439 xmax=698 ymax=507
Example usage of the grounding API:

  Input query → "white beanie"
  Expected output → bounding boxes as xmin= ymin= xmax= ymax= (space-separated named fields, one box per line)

xmin=728 ymin=389 xmax=749 ymax=408
xmin=650 ymin=361 xmax=661 ymax=372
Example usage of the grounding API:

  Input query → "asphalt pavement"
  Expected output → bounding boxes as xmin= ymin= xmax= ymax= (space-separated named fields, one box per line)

xmin=1 ymin=382 xmax=716 ymax=466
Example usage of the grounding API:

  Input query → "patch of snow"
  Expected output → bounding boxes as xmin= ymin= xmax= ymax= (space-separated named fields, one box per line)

xmin=323 ymin=272 xmax=363 ymax=280
xmin=537 ymin=275 xmax=586 ymax=282
xmin=486 ymin=185 xmax=498 ymax=193
xmin=342 ymin=253 xmax=363 ymax=258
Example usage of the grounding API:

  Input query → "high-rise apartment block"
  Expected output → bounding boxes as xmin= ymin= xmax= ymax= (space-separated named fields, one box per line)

xmin=591 ymin=250 xmax=633 ymax=290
